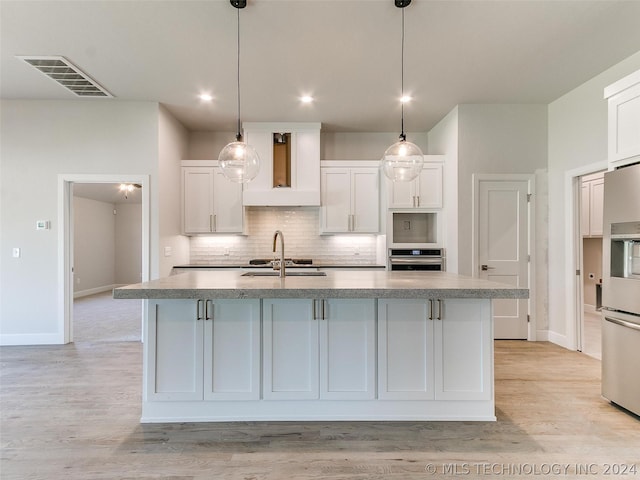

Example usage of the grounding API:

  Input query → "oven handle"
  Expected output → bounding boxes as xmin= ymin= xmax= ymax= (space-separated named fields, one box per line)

xmin=604 ymin=316 xmax=640 ymax=332
xmin=390 ymin=257 xmax=443 ymax=264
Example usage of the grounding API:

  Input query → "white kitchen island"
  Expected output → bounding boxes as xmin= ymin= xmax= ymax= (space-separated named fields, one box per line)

xmin=114 ymin=270 xmax=528 ymax=423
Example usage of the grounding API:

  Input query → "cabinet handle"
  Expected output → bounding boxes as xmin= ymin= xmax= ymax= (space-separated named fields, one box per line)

xmin=321 ymin=299 xmax=326 ymax=320
xmin=416 ymin=196 xmax=420 ymax=207
xmin=437 ymin=299 xmax=442 ymax=320
xmin=313 ymin=299 xmax=318 ymax=320
xmin=428 ymin=299 xmax=433 ymax=320
xmin=196 ymin=299 xmax=204 ymax=320
xmin=205 ymin=300 xmax=213 ymax=320
xmin=213 ymin=214 xmax=217 ymax=232
xmin=209 ymin=214 xmax=213 ymax=232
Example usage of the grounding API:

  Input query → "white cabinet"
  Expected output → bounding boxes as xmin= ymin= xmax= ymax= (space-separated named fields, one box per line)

xmin=182 ymin=162 xmax=244 ymax=234
xmin=147 ymin=299 xmax=260 ymax=401
xmin=263 ymin=298 xmax=376 ymax=400
xmin=605 ymin=69 xmax=640 ymax=168
xmin=242 ymin=122 xmax=321 ymax=206
xmin=320 ymin=166 xmax=379 ymax=233
xmin=581 ymin=173 xmax=604 ymax=237
xmin=387 ymin=157 xmax=444 ymax=209
xmin=378 ymin=298 xmax=491 ymax=401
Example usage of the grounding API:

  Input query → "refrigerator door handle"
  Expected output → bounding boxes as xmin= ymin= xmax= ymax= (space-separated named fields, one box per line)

xmin=604 ymin=315 xmax=640 ymax=332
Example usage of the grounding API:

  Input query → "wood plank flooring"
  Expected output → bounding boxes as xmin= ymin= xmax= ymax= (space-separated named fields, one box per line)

xmin=1 ymin=297 xmax=639 ymax=479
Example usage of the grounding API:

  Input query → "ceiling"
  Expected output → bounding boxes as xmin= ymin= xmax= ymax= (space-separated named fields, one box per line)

xmin=74 ymin=183 xmax=142 ymax=205
xmin=2 ymin=0 xmax=640 ymax=133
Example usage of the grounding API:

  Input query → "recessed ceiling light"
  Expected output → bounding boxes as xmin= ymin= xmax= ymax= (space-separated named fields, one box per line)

xmin=400 ymin=95 xmax=412 ymax=104
xmin=199 ymin=93 xmax=213 ymax=102
xmin=300 ymin=95 xmax=314 ymax=104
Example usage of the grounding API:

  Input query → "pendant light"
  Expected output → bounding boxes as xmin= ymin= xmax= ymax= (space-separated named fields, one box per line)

xmin=218 ymin=0 xmax=260 ymax=183
xmin=381 ymin=0 xmax=424 ymax=182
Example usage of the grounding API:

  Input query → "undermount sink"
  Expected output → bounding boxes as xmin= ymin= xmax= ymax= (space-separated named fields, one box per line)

xmin=241 ymin=271 xmax=327 ymax=277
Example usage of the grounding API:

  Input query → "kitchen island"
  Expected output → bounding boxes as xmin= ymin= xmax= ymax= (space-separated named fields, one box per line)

xmin=114 ymin=270 xmax=527 ymax=423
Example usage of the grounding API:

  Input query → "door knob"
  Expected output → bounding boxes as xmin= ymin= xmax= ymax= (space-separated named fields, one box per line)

xmin=481 ymin=265 xmax=495 ymax=271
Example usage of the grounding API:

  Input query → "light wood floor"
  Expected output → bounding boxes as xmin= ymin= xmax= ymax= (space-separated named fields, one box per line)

xmin=1 ymin=296 xmax=639 ymax=479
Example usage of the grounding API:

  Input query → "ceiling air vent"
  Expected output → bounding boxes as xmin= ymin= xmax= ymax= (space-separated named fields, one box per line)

xmin=17 ymin=55 xmax=113 ymax=98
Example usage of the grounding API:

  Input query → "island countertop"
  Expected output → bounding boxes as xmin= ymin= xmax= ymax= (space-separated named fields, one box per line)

xmin=113 ymin=270 xmax=528 ymax=300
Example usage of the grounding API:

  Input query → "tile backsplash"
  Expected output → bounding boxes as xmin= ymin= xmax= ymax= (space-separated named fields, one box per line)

xmin=189 ymin=207 xmax=383 ymax=265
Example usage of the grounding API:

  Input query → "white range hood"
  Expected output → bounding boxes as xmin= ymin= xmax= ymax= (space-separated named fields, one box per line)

xmin=242 ymin=122 xmax=321 ymax=206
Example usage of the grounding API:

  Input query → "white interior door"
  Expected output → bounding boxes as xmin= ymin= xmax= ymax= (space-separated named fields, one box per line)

xmin=477 ymin=178 xmax=530 ymax=339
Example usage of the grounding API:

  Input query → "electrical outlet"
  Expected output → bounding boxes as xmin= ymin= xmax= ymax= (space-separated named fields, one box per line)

xmin=164 ymin=246 xmax=172 ymax=257
xmin=12 ymin=248 xmax=21 ymax=258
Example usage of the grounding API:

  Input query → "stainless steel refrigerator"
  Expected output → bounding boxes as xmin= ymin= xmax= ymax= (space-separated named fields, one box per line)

xmin=601 ymin=162 xmax=640 ymax=416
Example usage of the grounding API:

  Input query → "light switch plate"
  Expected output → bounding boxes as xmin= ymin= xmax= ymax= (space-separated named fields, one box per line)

xmin=12 ymin=248 xmax=21 ymax=258
xmin=36 ymin=220 xmax=50 ymax=230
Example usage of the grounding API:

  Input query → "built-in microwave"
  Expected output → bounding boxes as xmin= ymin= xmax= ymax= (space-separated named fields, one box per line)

xmin=387 ymin=210 xmax=441 ymax=247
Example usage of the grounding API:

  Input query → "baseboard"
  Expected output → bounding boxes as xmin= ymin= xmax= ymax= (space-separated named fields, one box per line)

xmin=0 ymin=332 xmax=64 ymax=346
xmin=535 ymin=329 xmax=550 ymax=341
xmin=74 ymin=284 xmax=120 ymax=299
xmin=547 ymin=331 xmax=569 ymax=349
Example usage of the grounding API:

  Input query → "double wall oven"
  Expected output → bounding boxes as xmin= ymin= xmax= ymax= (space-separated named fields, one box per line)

xmin=601 ymin=162 xmax=640 ymax=416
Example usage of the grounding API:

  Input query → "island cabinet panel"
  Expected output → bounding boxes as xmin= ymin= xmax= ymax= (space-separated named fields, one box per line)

xmin=434 ymin=299 xmax=492 ymax=401
xmin=147 ymin=299 xmax=260 ymax=402
xmin=147 ymin=300 xmax=204 ymax=401
xmin=203 ymin=300 xmax=261 ymax=401
xmin=378 ymin=299 xmax=435 ymax=400
xmin=263 ymin=299 xmax=319 ymax=400
xmin=320 ymin=299 xmax=376 ymax=400
xmin=378 ymin=298 xmax=492 ymax=402
xmin=263 ymin=298 xmax=377 ymax=401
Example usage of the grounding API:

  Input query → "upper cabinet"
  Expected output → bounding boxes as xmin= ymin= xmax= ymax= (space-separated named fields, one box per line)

xmin=387 ymin=155 xmax=444 ymax=209
xmin=242 ymin=122 xmax=321 ymax=206
xmin=605 ymin=69 xmax=640 ymax=168
xmin=320 ymin=162 xmax=380 ymax=234
xmin=581 ymin=172 xmax=604 ymax=237
xmin=182 ymin=161 xmax=244 ymax=235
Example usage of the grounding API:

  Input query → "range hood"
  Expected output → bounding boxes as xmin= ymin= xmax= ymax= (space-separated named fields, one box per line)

xmin=242 ymin=122 xmax=321 ymax=206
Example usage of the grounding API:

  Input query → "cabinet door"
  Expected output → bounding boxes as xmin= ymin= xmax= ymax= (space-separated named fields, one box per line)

xmin=183 ymin=167 xmax=214 ymax=234
xmin=434 ymin=299 xmax=492 ymax=401
xmin=147 ymin=300 xmax=204 ymax=401
xmin=212 ymin=168 xmax=244 ymax=233
xmin=589 ymin=178 xmax=604 ymax=236
xmin=263 ymin=299 xmax=319 ymax=400
xmin=203 ymin=300 xmax=260 ymax=401
xmin=416 ymin=164 xmax=443 ymax=208
xmin=320 ymin=299 xmax=376 ymax=400
xmin=320 ymin=168 xmax=351 ymax=233
xmin=608 ymin=82 xmax=640 ymax=164
xmin=388 ymin=176 xmax=418 ymax=208
xmin=351 ymin=168 xmax=379 ymax=233
xmin=378 ymin=299 xmax=434 ymax=400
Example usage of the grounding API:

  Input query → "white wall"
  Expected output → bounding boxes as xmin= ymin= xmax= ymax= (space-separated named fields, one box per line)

xmin=0 ymin=100 xmax=160 ymax=345
xmin=427 ymin=106 xmax=459 ymax=273
xmin=547 ymin=50 xmax=640 ymax=348
xmin=73 ymin=196 xmax=116 ymax=294
xmin=188 ymin=130 xmax=428 ymax=161
xmin=115 ymin=202 xmax=142 ymax=285
xmin=158 ymin=105 xmax=190 ymax=277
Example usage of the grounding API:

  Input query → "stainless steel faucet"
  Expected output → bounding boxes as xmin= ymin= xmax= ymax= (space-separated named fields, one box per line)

xmin=272 ymin=230 xmax=286 ymax=278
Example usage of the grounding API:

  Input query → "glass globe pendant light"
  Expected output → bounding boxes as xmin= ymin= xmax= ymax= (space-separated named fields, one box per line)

xmin=381 ymin=0 xmax=424 ymax=182
xmin=218 ymin=0 xmax=260 ymax=183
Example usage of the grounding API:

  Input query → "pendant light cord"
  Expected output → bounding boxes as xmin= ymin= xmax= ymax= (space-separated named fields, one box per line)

xmin=236 ymin=6 xmax=242 ymax=141
xmin=400 ymin=6 xmax=406 ymax=142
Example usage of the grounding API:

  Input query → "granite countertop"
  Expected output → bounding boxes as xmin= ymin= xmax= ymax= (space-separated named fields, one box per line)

xmin=114 ymin=270 xmax=528 ymax=300
xmin=172 ymin=264 xmax=386 ymax=269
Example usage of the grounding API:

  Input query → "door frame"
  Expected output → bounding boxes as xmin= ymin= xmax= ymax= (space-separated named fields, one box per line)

xmin=58 ymin=174 xmax=150 ymax=344
xmin=472 ymin=174 xmax=536 ymax=341
xmin=564 ymin=161 xmax=608 ymax=351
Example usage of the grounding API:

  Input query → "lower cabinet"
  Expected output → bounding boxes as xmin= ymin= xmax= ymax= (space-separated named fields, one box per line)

xmin=147 ymin=299 xmax=261 ymax=401
xmin=263 ymin=298 xmax=376 ymax=400
xmin=378 ymin=298 xmax=492 ymax=401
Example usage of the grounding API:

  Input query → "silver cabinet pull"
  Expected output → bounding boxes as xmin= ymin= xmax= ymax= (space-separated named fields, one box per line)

xmin=209 ymin=214 xmax=213 ymax=232
xmin=437 ymin=299 xmax=442 ymax=320
xmin=196 ymin=299 xmax=204 ymax=320
xmin=428 ymin=299 xmax=433 ymax=320
xmin=416 ymin=196 xmax=420 ymax=207
xmin=321 ymin=299 xmax=326 ymax=320
xmin=205 ymin=300 xmax=213 ymax=320
xmin=213 ymin=214 xmax=217 ymax=232
xmin=313 ymin=299 xmax=318 ymax=320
